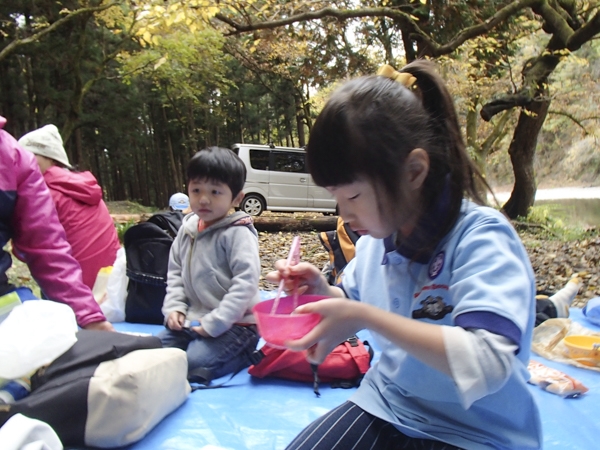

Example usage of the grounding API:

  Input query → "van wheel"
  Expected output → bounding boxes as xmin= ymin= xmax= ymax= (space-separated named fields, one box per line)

xmin=240 ymin=195 xmax=265 ymax=216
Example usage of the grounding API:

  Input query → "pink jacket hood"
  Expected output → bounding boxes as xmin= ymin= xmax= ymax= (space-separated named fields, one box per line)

xmin=44 ymin=166 xmax=102 ymax=206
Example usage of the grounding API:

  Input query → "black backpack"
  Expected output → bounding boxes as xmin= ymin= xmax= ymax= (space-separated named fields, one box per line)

xmin=146 ymin=210 xmax=183 ymax=239
xmin=124 ymin=211 xmax=183 ymax=324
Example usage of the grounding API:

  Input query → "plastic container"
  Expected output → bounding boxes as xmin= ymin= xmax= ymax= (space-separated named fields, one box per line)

xmin=562 ymin=335 xmax=600 ymax=366
xmin=0 ymin=378 xmax=31 ymax=404
xmin=92 ymin=266 xmax=113 ymax=304
xmin=253 ymin=295 xmax=327 ymax=348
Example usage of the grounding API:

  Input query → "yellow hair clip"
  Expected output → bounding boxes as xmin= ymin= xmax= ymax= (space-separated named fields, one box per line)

xmin=377 ymin=64 xmax=416 ymax=88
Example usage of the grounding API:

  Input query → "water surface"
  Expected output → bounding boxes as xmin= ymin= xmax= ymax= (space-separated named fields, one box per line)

xmin=492 ymin=187 xmax=600 ymax=228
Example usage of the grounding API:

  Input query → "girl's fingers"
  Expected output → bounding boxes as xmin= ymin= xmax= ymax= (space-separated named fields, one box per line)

xmin=265 ymin=270 xmax=281 ymax=284
xmin=293 ymin=303 xmax=317 ymax=314
xmin=305 ymin=344 xmax=331 ymax=365
xmin=294 ymin=284 xmax=309 ymax=296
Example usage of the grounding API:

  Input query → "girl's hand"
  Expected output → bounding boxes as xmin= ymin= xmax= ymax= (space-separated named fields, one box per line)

xmin=266 ymin=260 xmax=331 ymax=296
xmin=167 ymin=311 xmax=185 ymax=331
xmin=285 ymin=298 xmax=366 ymax=364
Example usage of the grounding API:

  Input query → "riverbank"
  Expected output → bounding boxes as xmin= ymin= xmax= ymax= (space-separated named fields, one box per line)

xmin=492 ymin=186 xmax=600 ymax=203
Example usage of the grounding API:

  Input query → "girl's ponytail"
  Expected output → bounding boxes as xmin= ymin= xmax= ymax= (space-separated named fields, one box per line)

xmin=400 ymin=60 xmax=486 ymax=207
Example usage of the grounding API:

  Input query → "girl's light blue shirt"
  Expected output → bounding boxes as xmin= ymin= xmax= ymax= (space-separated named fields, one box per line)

xmin=342 ymin=201 xmax=542 ymax=449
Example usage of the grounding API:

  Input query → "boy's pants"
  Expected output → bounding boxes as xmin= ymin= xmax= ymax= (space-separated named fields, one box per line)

xmin=158 ymin=324 xmax=259 ymax=384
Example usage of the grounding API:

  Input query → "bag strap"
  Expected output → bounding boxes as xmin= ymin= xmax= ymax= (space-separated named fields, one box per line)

xmin=344 ymin=336 xmax=374 ymax=372
xmin=206 ymin=336 xmax=374 ymax=396
xmin=189 ymin=348 xmax=264 ymax=391
xmin=311 ymin=336 xmax=374 ymax=396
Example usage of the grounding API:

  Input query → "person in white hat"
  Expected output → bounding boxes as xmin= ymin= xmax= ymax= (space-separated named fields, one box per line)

xmin=17 ymin=125 xmax=72 ymax=171
xmin=18 ymin=124 xmax=121 ymax=292
xmin=169 ymin=192 xmax=191 ymax=213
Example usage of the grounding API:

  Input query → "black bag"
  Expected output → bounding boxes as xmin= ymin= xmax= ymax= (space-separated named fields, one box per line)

xmin=147 ymin=210 xmax=184 ymax=239
xmin=124 ymin=211 xmax=183 ymax=324
xmin=319 ymin=217 xmax=360 ymax=285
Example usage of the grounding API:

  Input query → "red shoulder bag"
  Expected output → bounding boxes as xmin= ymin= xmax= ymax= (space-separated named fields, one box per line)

xmin=248 ymin=336 xmax=373 ymax=396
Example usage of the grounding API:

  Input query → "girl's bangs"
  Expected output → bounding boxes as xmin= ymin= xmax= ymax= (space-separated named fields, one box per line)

xmin=306 ymin=112 xmax=366 ymax=188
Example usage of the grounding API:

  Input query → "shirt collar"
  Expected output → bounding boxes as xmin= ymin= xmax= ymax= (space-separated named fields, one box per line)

xmin=382 ymin=176 xmax=451 ymax=265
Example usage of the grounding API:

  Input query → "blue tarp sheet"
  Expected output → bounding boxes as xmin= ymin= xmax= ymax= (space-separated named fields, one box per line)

xmin=114 ymin=307 xmax=600 ymax=450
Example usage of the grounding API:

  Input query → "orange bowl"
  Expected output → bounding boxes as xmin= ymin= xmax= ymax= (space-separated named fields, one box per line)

xmin=253 ymin=295 xmax=326 ymax=348
xmin=563 ymin=335 xmax=600 ymax=366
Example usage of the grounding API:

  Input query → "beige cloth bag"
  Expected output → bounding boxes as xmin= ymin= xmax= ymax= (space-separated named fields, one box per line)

xmin=85 ymin=347 xmax=190 ymax=448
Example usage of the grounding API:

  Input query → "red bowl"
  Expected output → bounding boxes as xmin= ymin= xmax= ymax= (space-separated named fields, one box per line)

xmin=253 ymin=295 xmax=327 ymax=348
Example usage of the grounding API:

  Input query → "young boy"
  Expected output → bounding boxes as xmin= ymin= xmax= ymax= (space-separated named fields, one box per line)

xmin=159 ymin=147 xmax=261 ymax=383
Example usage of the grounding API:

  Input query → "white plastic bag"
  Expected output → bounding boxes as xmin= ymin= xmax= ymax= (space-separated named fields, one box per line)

xmin=100 ymin=247 xmax=127 ymax=323
xmin=0 ymin=413 xmax=63 ymax=450
xmin=0 ymin=300 xmax=78 ymax=379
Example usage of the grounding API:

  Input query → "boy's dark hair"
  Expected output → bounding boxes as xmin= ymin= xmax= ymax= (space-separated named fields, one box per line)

xmin=306 ymin=59 xmax=487 ymax=257
xmin=186 ymin=147 xmax=246 ymax=198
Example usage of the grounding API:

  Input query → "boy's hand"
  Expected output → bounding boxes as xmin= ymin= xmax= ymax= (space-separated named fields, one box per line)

xmin=83 ymin=320 xmax=115 ymax=332
xmin=191 ymin=325 xmax=210 ymax=337
xmin=167 ymin=311 xmax=186 ymax=331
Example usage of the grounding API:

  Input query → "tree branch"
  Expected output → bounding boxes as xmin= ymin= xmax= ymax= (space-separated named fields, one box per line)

xmin=431 ymin=0 xmax=541 ymax=56
xmin=480 ymin=94 xmax=532 ymax=121
xmin=567 ymin=10 xmax=600 ymax=49
xmin=215 ymin=7 xmax=429 ymax=44
xmin=481 ymin=109 xmax=513 ymax=154
xmin=0 ymin=2 xmax=120 ymax=62
xmin=548 ymin=109 xmax=600 ymax=134
xmin=214 ymin=1 xmax=541 ymax=57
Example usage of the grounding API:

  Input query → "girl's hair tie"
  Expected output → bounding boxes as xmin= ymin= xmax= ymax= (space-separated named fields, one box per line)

xmin=376 ymin=64 xmax=416 ymax=88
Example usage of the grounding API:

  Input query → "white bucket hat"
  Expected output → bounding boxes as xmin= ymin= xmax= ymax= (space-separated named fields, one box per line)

xmin=18 ymin=124 xmax=72 ymax=168
xmin=169 ymin=193 xmax=190 ymax=211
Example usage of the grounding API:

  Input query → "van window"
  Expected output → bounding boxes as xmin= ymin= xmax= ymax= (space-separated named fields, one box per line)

xmin=272 ymin=151 xmax=306 ymax=173
xmin=249 ymin=149 xmax=270 ymax=171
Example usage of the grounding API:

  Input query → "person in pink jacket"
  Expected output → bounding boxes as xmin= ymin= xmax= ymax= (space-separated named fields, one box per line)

xmin=18 ymin=124 xmax=121 ymax=290
xmin=0 ymin=116 xmax=113 ymax=331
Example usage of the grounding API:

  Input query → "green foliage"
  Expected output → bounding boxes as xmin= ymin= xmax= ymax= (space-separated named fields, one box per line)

xmin=3 ymin=242 xmax=41 ymax=297
xmin=115 ymin=220 xmax=138 ymax=244
xmin=517 ymin=205 xmax=592 ymax=241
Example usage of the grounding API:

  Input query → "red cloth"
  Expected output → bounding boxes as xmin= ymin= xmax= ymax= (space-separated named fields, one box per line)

xmin=43 ymin=166 xmax=121 ymax=289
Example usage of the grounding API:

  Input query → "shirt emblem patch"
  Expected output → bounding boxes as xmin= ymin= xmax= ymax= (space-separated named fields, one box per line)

xmin=412 ymin=296 xmax=454 ymax=320
xmin=428 ymin=251 xmax=445 ymax=279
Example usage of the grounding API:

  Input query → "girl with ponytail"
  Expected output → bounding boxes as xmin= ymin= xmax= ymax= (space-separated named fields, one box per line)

xmin=268 ymin=60 xmax=541 ymax=449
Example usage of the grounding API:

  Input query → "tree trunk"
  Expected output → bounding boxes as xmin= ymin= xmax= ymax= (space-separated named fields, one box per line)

xmin=252 ymin=216 xmax=337 ymax=232
xmin=502 ymin=95 xmax=550 ymax=219
xmin=111 ymin=214 xmax=338 ymax=232
xmin=162 ymin=105 xmax=182 ymax=192
xmin=294 ymin=92 xmax=306 ymax=147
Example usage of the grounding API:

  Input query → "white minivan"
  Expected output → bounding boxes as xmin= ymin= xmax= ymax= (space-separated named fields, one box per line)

xmin=231 ymin=143 xmax=337 ymax=216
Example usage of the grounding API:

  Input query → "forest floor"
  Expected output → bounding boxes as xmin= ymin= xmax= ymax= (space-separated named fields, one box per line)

xmin=6 ymin=206 xmax=600 ymax=308
xmin=253 ymin=214 xmax=600 ymax=308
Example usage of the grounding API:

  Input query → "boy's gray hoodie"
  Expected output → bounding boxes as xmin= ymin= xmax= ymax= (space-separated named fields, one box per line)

xmin=162 ymin=211 xmax=261 ymax=337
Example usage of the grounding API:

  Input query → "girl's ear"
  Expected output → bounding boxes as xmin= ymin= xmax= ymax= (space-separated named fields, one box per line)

xmin=232 ymin=191 xmax=245 ymax=207
xmin=404 ymin=148 xmax=429 ymax=191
